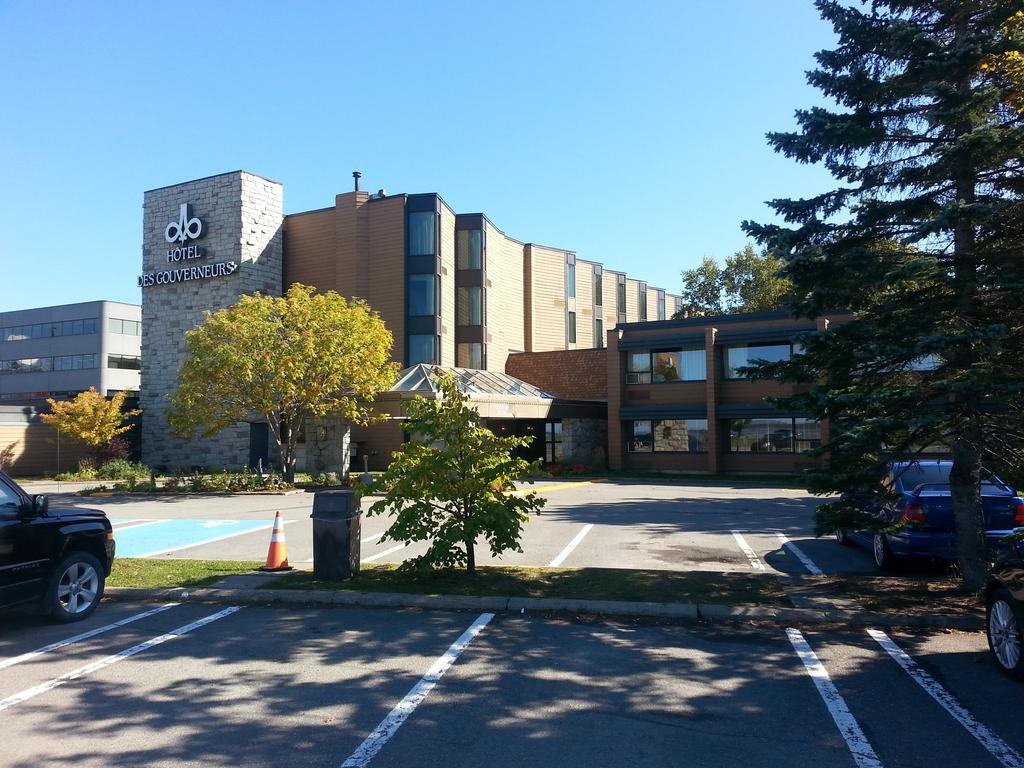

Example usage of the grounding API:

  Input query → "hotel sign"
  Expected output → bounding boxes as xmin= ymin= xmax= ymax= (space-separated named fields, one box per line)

xmin=139 ymin=202 xmax=238 ymax=288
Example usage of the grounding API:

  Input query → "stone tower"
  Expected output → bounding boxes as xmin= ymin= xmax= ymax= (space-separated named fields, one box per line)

xmin=139 ymin=171 xmax=283 ymax=470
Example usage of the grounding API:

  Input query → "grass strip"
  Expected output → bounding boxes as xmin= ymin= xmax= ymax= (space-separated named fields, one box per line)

xmin=265 ymin=564 xmax=790 ymax=606
xmin=107 ymin=558 xmax=263 ymax=589
xmin=811 ymin=575 xmax=982 ymax=616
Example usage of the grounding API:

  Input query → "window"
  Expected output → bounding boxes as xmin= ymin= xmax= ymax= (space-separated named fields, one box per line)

xmin=408 ymin=334 xmax=437 ymax=365
xmin=457 ymin=229 xmax=482 ymax=270
xmin=545 ymin=421 xmax=562 ymax=463
xmin=594 ymin=272 xmax=602 ymax=306
xmin=657 ymin=293 xmax=666 ymax=321
xmin=0 ymin=478 xmax=22 ymax=515
xmin=107 ymin=354 xmax=141 ymax=370
xmin=626 ymin=352 xmax=653 ymax=383
xmin=639 ymin=284 xmax=647 ymax=320
xmin=723 ymin=343 xmax=794 ymax=379
xmin=628 ymin=420 xmax=653 ymax=452
xmin=407 ymin=274 xmax=436 ymax=316
xmin=567 ymin=312 xmax=576 ymax=344
xmin=457 ymin=286 xmax=482 ymax=326
xmin=2 ymin=318 xmax=99 ymax=341
xmin=109 ymin=318 xmax=141 ymax=335
xmin=0 ymin=354 xmax=95 ymax=374
xmin=628 ymin=349 xmax=705 ymax=383
xmin=595 ymin=318 xmax=604 ymax=348
xmin=727 ymin=417 xmax=819 ymax=453
xmin=655 ymin=419 xmax=708 ymax=452
xmin=457 ymin=342 xmax=483 ymax=369
xmin=407 ymin=211 xmax=436 ymax=256
xmin=617 ymin=281 xmax=626 ymax=314
xmin=567 ymin=262 xmax=576 ymax=298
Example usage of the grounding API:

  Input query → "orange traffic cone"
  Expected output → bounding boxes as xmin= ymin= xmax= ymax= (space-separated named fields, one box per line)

xmin=260 ymin=511 xmax=293 ymax=572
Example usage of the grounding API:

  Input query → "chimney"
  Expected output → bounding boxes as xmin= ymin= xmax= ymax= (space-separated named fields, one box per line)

xmin=352 ymin=171 xmax=362 ymax=192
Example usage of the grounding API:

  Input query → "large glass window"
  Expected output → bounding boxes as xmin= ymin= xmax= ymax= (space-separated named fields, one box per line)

xmin=408 ymin=334 xmax=437 ymax=365
xmin=568 ymin=311 xmax=576 ymax=344
xmin=617 ymin=281 xmax=626 ymax=314
xmin=457 ymin=286 xmax=482 ymax=326
xmin=407 ymin=211 xmax=436 ymax=256
xmin=626 ymin=352 xmax=653 ymax=383
xmin=545 ymin=421 xmax=562 ymax=463
xmin=108 ymin=318 xmax=141 ymax=335
xmin=457 ymin=229 xmax=482 ymax=270
xmin=724 ymin=343 xmax=794 ymax=379
xmin=657 ymin=293 xmax=666 ymax=321
xmin=654 ymin=419 xmax=708 ymax=452
xmin=407 ymin=274 xmax=436 ymax=316
xmin=595 ymin=318 xmax=604 ymax=349
xmin=2 ymin=318 xmax=99 ymax=341
xmin=593 ymin=273 xmax=602 ymax=306
xmin=727 ymin=417 xmax=819 ymax=453
xmin=107 ymin=354 xmax=141 ymax=370
xmin=567 ymin=263 xmax=576 ymax=298
xmin=1 ymin=354 xmax=96 ymax=374
xmin=628 ymin=349 xmax=705 ymax=383
xmin=628 ymin=420 xmax=708 ymax=452
xmin=628 ymin=420 xmax=654 ymax=452
xmin=457 ymin=342 xmax=483 ymax=369
xmin=639 ymin=285 xmax=647 ymax=320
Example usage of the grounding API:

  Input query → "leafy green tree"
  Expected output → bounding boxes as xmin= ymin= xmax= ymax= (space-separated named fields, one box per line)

xmin=41 ymin=388 xmax=140 ymax=461
xmin=168 ymin=284 xmax=398 ymax=483
xmin=675 ymin=247 xmax=792 ymax=318
xmin=743 ymin=1 xmax=1024 ymax=588
xmin=676 ymin=257 xmax=723 ymax=317
xmin=367 ymin=370 xmax=545 ymax=575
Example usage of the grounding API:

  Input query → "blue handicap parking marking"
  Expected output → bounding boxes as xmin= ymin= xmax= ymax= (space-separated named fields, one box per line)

xmin=114 ymin=519 xmax=272 ymax=557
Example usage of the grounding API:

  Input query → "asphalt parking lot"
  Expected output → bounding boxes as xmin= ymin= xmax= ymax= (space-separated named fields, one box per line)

xmin=1 ymin=601 xmax=1020 ymax=768
xmin=35 ymin=479 xmax=880 ymax=576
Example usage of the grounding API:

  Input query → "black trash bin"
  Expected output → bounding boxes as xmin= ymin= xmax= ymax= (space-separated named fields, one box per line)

xmin=311 ymin=489 xmax=361 ymax=580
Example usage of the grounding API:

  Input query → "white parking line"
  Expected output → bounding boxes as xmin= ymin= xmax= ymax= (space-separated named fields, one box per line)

xmin=0 ymin=603 xmax=179 ymax=671
xmin=0 ymin=606 xmax=240 ymax=712
xmin=362 ymin=543 xmax=407 ymax=563
xmin=548 ymin=524 xmax=594 ymax=567
xmin=111 ymin=519 xmax=146 ymax=527
xmin=786 ymin=629 xmax=883 ymax=768
xmin=113 ymin=519 xmax=169 ymax=533
xmin=339 ymin=612 xmax=494 ymax=768
xmin=730 ymin=530 xmax=766 ymax=571
xmin=868 ymin=629 xmax=1024 ymax=768
xmin=361 ymin=531 xmax=386 ymax=545
xmin=775 ymin=532 xmax=824 ymax=575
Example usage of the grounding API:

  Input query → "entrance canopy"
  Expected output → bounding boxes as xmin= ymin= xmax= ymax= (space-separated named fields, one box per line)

xmin=390 ymin=364 xmax=555 ymax=400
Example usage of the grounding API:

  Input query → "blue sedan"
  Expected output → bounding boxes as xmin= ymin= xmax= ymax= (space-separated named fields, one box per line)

xmin=836 ymin=460 xmax=1024 ymax=570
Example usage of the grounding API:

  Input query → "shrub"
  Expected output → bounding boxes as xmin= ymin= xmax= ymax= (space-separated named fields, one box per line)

xmin=96 ymin=459 xmax=150 ymax=481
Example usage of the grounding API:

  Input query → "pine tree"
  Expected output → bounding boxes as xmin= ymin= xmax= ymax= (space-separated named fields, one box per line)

xmin=743 ymin=1 xmax=1024 ymax=589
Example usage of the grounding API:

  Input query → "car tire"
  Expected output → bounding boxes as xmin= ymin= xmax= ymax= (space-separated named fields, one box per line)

xmin=872 ymin=533 xmax=897 ymax=571
xmin=46 ymin=551 xmax=105 ymax=623
xmin=987 ymin=589 xmax=1024 ymax=680
xmin=835 ymin=528 xmax=851 ymax=546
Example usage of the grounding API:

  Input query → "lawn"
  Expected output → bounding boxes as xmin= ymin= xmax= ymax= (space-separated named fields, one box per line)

xmin=107 ymin=558 xmax=263 ymax=589
xmin=266 ymin=564 xmax=790 ymax=606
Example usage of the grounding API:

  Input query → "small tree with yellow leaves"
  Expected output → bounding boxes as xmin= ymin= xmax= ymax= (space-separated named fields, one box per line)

xmin=41 ymin=388 xmax=141 ymax=462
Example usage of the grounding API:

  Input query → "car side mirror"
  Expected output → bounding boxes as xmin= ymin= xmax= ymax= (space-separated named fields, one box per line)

xmin=30 ymin=494 xmax=48 ymax=517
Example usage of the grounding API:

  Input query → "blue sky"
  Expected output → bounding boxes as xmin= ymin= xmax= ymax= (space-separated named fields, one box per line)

xmin=0 ymin=1 xmax=836 ymax=309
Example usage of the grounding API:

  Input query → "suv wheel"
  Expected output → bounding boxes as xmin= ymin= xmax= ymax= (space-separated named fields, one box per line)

xmin=835 ymin=528 xmax=850 ymax=546
xmin=46 ymin=552 xmax=104 ymax=623
xmin=988 ymin=589 xmax=1024 ymax=679
xmin=873 ymin=533 xmax=897 ymax=571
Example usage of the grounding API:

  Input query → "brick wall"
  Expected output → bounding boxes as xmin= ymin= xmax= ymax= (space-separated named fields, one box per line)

xmin=505 ymin=348 xmax=607 ymax=401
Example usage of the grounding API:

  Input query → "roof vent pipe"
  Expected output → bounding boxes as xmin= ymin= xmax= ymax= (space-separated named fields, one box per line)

xmin=352 ymin=171 xmax=362 ymax=192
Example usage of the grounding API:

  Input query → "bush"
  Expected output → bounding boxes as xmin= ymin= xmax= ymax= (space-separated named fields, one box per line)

xmin=542 ymin=462 xmax=591 ymax=476
xmin=96 ymin=459 xmax=150 ymax=481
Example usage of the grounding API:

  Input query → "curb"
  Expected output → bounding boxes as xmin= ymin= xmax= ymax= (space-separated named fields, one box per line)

xmin=103 ymin=587 xmax=984 ymax=630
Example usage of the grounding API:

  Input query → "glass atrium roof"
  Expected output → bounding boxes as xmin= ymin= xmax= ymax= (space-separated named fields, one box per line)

xmin=390 ymin=365 xmax=555 ymax=400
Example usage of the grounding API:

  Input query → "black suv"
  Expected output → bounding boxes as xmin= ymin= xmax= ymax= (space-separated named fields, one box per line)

xmin=0 ymin=470 xmax=115 ymax=622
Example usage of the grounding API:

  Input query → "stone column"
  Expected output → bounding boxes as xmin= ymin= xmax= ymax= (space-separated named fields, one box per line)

xmin=308 ymin=417 xmax=352 ymax=477
xmin=139 ymin=171 xmax=284 ymax=470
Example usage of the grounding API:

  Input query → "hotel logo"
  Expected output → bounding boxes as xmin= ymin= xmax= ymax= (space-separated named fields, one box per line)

xmin=164 ymin=203 xmax=204 ymax=243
